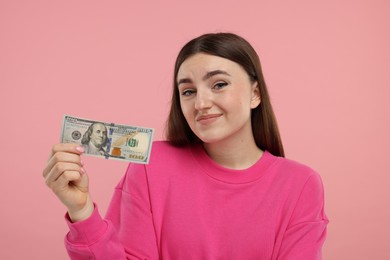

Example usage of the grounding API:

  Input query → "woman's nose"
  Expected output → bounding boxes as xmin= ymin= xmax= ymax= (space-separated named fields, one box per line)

xmin=194 ymin=89 xmax=212 ymax=110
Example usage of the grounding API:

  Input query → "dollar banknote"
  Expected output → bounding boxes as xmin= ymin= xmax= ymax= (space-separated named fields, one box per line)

xmin=61 ymin=115 xmax=154 ymax=164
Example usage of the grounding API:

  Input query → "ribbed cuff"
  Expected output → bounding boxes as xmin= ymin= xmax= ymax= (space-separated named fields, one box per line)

xmin=65 ymin=203 xmax=108 ymax=245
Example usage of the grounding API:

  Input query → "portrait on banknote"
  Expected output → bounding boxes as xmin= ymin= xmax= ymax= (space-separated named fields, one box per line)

xmin=80 ymin=122 xmax=109 ymax=156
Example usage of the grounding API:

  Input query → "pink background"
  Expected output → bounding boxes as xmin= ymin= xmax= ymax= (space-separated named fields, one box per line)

xmin=1 ymin=0 xmax=389 ymax=259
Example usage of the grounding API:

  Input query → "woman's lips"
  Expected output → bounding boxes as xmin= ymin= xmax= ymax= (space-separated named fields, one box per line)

xmin=196 ymin=114 xmax=222 ymax=124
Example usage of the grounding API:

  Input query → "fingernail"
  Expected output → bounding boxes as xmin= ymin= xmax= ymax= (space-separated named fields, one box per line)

xmin=80 ymin=160 xmax=84 ymax=166
xmin=80 ymin=167 xmax=85 ymax=174
xmin=76 ymin=146 xmax=84 ymax=153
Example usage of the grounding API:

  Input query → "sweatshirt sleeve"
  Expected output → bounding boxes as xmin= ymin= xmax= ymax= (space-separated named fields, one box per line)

xmin=64 ymin=163 xmax=159 ymax=259
xmin=277 ymin=173 xmax=329 ymax=260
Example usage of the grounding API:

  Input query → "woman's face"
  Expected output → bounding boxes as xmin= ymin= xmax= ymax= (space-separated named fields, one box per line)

xmin=177 ymin=53 xmax=260 ymax=145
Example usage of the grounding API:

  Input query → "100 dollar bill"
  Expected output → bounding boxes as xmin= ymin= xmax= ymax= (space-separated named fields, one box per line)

xmin=61 ymin=115 xmax=154 ymax=164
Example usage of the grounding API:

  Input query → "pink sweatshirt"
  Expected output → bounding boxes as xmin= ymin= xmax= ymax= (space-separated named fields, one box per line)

xmin=65 ymin=141 xmax=328 ymax=259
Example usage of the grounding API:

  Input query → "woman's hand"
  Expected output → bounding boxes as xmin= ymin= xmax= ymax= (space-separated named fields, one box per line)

xmin=43 ymin=143 xmax=94 ymax=222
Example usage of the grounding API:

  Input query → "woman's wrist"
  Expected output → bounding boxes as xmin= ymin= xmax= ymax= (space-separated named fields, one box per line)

xmin=68 ymin=197 xmax=95 ymax=222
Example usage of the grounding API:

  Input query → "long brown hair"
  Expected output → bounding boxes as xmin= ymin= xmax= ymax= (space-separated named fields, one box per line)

xmin=166 ymin=32 xmax=285 ymax=157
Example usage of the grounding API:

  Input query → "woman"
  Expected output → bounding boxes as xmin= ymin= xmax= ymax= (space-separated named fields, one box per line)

xmin=43 ymin=33 xmax=328 ymax=259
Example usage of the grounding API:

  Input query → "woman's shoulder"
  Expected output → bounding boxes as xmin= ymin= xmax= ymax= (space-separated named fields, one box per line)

xmin=268 ymin=152 xmax=322 ymax=183
xmin=266 ymin=153 xmax=326 ymax=205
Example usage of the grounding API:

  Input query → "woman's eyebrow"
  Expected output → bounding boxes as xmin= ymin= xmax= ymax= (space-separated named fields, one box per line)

xmin=203 ymin=70 xmax=231 ymax=80
xmin=177 ymin=70 xmax=231 ymax=85
xmin=177 ymin=78 xmax=192 ymax=85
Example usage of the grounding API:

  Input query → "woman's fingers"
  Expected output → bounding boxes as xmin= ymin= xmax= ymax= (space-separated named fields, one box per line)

xmin=48 ymin=143 xmax=84 ymax=161
xmin=45 ymin=161 xmax=84 ymax=188
xmin=51 ymin=143 xmax=84 ymax=156
xmin=43 ymin=143 xmax=84 ymax=179
xmin=44 ymin=152 xmax=83 ymax=178
xmin=54 ymin=170 xmax=86 ymax=192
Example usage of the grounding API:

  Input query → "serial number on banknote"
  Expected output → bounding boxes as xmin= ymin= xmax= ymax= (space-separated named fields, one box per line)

xmin=60 ymin=115 xmax=154 ymax=164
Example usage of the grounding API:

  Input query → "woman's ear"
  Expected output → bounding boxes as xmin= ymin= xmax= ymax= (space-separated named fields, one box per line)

xmin=250 ymin=82 xmax=261 ymax=109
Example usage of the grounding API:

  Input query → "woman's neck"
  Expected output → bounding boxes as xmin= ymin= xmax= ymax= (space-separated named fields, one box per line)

xmin=202 ymin=135 xmax=263 ymax=170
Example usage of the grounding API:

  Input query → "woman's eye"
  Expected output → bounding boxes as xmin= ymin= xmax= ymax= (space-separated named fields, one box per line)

xmin=182 ymin=89 xmax=195 ymax=96
xmin=213 ymin=82 xmax=228 ymax=90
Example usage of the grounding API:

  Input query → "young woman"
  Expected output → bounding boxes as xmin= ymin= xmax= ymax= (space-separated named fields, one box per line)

xmin=43 ymin=33 xmax=328 ymax=259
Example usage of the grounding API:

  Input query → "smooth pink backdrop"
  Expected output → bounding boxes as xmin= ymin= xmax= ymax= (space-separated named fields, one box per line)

xmin=1 ymin=1 xmax=389 ymax=259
